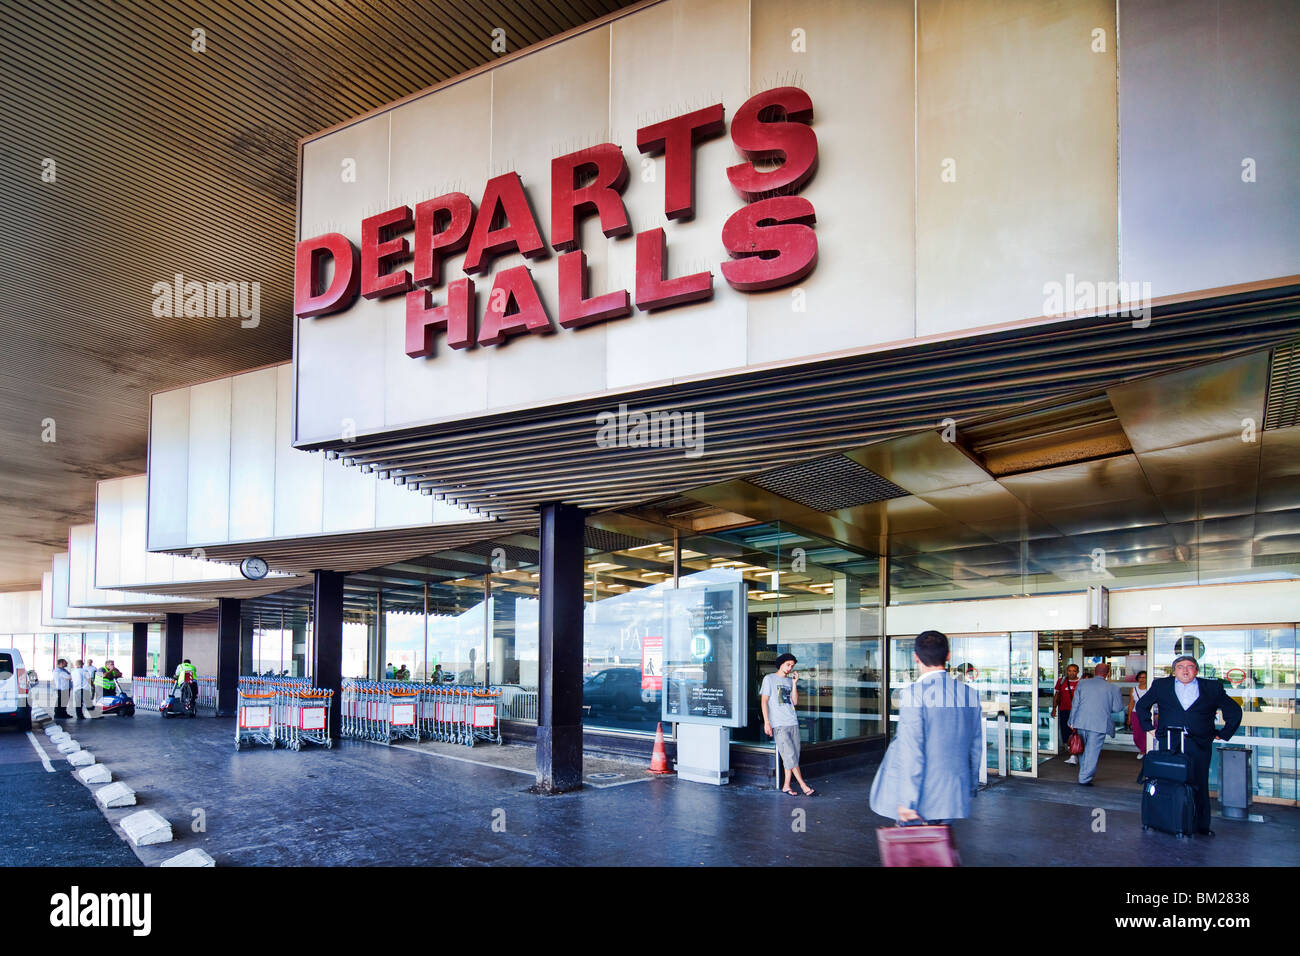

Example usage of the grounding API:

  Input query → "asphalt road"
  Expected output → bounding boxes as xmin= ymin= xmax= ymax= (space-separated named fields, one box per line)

xmin=0 ymin=725 xmax=140 ymax=867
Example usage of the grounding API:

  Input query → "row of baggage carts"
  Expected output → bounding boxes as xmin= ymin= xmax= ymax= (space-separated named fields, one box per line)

xmin=235 ymin=678 xmax=333 ymax=751
xmin=340 ymin=680 xmax=504 ymax=747
xmin=124 ymin=676 xmax=219 ymax=715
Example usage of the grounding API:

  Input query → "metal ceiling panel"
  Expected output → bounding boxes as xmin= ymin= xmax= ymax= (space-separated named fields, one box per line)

xmin=1108 ymin=350 xmax=1269 ymax=453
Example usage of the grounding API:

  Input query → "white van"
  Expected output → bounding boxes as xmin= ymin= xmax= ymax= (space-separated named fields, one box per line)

xmin=0 ymin=648 xmax=33 ymax=731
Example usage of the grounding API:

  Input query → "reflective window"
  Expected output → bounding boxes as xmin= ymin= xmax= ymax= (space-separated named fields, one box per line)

xmin=1154 ymin=625 xmax=1297 ymax=803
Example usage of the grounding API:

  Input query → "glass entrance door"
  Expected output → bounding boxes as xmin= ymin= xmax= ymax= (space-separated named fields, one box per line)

xmin=1038 ymin=635 xmax=1058 ymax=758
xmin=888 ymin=631 xmax=1036 ymax=778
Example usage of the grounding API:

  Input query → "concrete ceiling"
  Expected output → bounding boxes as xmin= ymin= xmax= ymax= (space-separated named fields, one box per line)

xmin=0 ymin=0 xmax=637 ymax=591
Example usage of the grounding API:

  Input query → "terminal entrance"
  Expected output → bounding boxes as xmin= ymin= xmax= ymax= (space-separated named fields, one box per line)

xmin=1038 ymin=628 xmax=1151 ymax=761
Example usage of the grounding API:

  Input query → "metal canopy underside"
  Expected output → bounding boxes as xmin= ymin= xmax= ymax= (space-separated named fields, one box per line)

xmin=0 ymin=0 xmax=639 ymax=591
xmin=302 ymin=284 xmax=1300 ymax=553
xmin=217 ymin=333 xmax=1300 ymax=624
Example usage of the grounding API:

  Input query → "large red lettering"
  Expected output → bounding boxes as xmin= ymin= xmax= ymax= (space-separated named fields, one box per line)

xmin=361 ymin=206 xmax=414 ymax=299
xmin=726 ymin=87 xmax=817 ymax=201
xmin=405 ymin=280 xmax=476 ymax=357
xmin=719 ymin=197 xmax=818 ymax=292
xmin=413 ymin=192 xmax=474 ymax=288
xmin=634 ymin=228 xmax=712 ymax=311
xmin=637 ymin=104 xmax=725 ymax=221
xmin=463 ymin=172 xmax=547 ymax=275
xmin=295 ymin=233 xmax=359 ymax=318
xmin=477 ymin=266 xmax=553 ymax=346
xmin=550 ymin=145 xmax=631 ymax=253
xmin=557 ymin=251 xmax=631 ymax=329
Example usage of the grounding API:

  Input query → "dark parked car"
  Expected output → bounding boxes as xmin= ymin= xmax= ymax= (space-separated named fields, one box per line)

xmin=583 ymin=667 xmax=658 ymax=715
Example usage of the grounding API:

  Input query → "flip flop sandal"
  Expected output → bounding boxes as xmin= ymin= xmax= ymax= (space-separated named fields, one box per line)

xmin=782 ymin=788 xmax=798 ymax=795
xmin=802 ymin=788 xmax=818 ymax=797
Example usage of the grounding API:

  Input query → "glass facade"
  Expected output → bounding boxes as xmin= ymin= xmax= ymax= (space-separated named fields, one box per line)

xmin=569 ymin=520 xmax=884 ymax=747
xmin=1153 ymin=625 xmax=1297 ymax=803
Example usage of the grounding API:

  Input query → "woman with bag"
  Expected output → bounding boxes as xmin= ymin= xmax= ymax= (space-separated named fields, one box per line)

xmin=1127 ymin=670 xmax=1150 ymax=759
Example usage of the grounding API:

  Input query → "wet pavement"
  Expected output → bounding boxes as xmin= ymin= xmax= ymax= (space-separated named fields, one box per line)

xmin=11 ymin=713 xmax=1300 ymax=867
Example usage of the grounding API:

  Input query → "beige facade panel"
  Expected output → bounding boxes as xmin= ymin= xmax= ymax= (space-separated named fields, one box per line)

xmin=746 ymin=0 xmax=916 ymax=362
xmin=68 ymin=526 xmax=210 ymax=614
xmin=887 ymin=591 xmax=1091 ymax=636
xmin=147 ymin=364 xmax=485 ymax=557
xmin=604 ymin=0 xmax=750 ymax=391
xmin=0 ymin=589 xmax=49 ymax=634
xmin=46 ymin=560 xmax=162 ymax=625
xmin=1110 ymin=580 xmax=1300 ymax=629
xmin=916 ymin=0 xmax=1118 ymax=336
xmin=96 ymin=476 xmax=306 ymax=597
xmin=1119 ymin=0 xmax=1300 ymax=297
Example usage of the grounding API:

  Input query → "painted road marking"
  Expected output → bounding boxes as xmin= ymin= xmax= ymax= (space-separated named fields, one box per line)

xmin=26 ymin=732 xmax=55 ymax=772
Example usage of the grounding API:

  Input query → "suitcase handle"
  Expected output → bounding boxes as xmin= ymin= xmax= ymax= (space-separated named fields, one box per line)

xmin=896 ymin=817 xmax=932 ymax=827
xmin=1162 ymin=726 xmax=1188 ymax=754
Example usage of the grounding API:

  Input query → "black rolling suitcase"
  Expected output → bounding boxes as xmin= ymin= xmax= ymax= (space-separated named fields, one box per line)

xmin=1141 ymin=728 xmax=1197 ymax=837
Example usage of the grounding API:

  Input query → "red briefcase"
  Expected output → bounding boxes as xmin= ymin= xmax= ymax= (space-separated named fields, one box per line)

xmin=876 ymin=819 xmax=961 ymax=867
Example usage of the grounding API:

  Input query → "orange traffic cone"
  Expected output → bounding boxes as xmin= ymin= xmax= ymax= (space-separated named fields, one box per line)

xmin=647 ymin=722 xmax=674 ymax=774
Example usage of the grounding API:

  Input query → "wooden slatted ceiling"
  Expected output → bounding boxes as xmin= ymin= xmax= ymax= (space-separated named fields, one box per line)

xmin=0 ymin=0 xmax=639 ymax=590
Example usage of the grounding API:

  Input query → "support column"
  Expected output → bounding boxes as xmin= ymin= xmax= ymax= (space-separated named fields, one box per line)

xmin=292 ymin=620 xmax=307 ymax=678
xmin=164 ymin=613 xmax=184 ymax=679
xmin=216 ymin=598 xmax=240 ymax=717
xmin=131 ymin=622 xmax=147 ymax=678
xmin=239 ymin=616 xmax=254 ymax=677
xmin=535 ymin=502 xmax=586 ymax=793
xmin=311 ymin=571 xmax=344 ymax=739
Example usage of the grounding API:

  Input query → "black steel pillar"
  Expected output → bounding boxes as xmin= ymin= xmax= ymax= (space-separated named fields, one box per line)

xmin=535 ymin=502 xmax=586 ymax=793
xmin=131 ymin=621 xmax=148 ymax=678
xmin=216 ymin=598 xmax=240 ymax=716
xmin=163 ymin=613 xmax=184 ymax=678
xmin=311 ymin=571 xmax=344 ymax=739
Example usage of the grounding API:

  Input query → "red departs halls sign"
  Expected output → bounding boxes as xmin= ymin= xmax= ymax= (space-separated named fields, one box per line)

xmin=294 ymin=87 xmax=819 ymax=358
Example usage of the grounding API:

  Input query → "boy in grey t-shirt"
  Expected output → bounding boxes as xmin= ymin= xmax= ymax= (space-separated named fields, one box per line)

xmin=761 ymin=653 xmax=816 ymax=796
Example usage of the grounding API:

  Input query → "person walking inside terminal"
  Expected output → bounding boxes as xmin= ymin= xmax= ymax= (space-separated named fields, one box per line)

xmin=1051 ymin=663 xmax=1080 ymax=765
xmin=53 ymin=658 xmax=71 ymax=719
xmin=1068 ymin=663 xmax=1124 ymax=786
xmin=761 ymin=653 xmax=816 ymax=796
xmin=1128 ymin=670 xmax=1151 ymax=759
xmin=1135 ymin=656 xmax=1243 ymax=836
xmin=870 ymin=631 xmax=983 ymax=824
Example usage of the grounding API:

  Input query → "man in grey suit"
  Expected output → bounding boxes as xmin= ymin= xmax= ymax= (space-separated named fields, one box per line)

xmin=1068 ymin=662 xmax=1124 ymax=786
xmin=870 ymin=630 xmax=983 ymax=824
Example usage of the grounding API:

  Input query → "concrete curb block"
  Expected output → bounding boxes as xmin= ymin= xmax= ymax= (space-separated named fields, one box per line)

xmin=76 ymin=764 xmax=112 ymax=784
xmin=121 ymin=810 xmax=173 ymax=846
xmin=160 ymin=848 xmax=214 ymax=867
xmin=67 ymin=750 xmax=95 ymax=767
xmin=95 ymin=782 xmax=136 ymax=809
xmin=44 ymin=725 xmax=62 ymax=736
xmin=56 ymin=740 xmax=81 ymax=754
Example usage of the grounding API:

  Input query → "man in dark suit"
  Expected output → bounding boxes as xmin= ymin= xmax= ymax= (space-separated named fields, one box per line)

xmin=1135 ymin=654 xmax=1243 ymax=835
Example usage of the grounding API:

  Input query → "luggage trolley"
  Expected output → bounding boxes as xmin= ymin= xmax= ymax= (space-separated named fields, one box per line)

xmin=235 ymin=690 xmax=276 ymax=750
xmin=387 ymin=687 xmax=420 ymax=743
xmin=470 ymin=689 xmax=504 ymax=746
xmin=277 ymin=687 xmax=334 ymax=751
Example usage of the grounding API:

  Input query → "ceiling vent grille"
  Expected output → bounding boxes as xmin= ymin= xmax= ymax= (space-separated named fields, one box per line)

xmin=1264 ymin=342 xmax=1300 ymax=430
xmin=749 ymin=455 xmax=909 ymax=512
